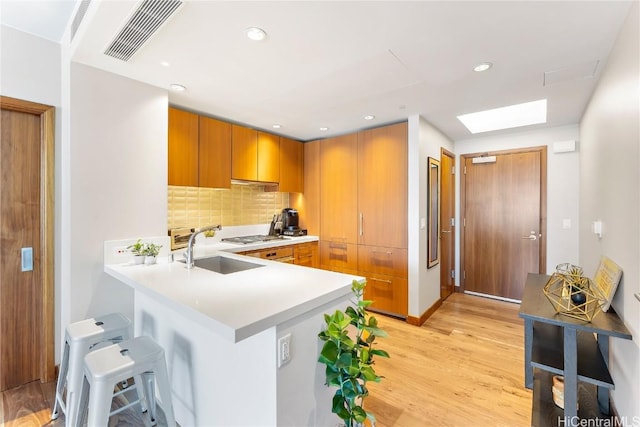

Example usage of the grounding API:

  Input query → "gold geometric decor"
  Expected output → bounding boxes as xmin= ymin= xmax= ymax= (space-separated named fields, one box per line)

xmin=543 ymin=263 xmax=606 ymax=322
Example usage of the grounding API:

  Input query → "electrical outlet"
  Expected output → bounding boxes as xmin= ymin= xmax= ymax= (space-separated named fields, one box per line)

xmin=278 ymin=333 xmax=291 ymax=368
xmin=114 ymin=246 xmax=130 ymax=256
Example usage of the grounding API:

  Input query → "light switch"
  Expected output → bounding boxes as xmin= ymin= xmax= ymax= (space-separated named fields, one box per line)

xmin=21 ymin=247 xmax=33 ymax=272
xmin=562 ymin=219 xmax=571 ymax=229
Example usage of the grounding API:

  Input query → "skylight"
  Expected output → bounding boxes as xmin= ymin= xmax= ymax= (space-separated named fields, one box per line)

xmin=457 ymin=99 xmax=547 ymax=134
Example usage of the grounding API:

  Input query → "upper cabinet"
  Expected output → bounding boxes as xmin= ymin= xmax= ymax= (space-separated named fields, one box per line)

xmin=199 ymin=116 xmax=231 ymax=188
xmin=168 ymin=107 xmax=231 ymax=188
xmin=257 ymin=131 xmax=279 ymax=182
xmin=279 ymin=137 xmax=304 ymax=193
xmin=168 ymin=108 xmax=199 ymax=187
xmin=169 ymin=109 xmax=303 ymax=191
xmin=231 ymin=125 xmax=258 ymax=181
xmin=231 ymin=125 xmax=280 ymax=183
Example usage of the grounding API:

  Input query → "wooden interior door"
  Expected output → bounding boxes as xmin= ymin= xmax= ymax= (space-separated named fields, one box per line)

xmin=0 ymin=97 xmax=55 ymax=391
xmin=462 ymin=148 xmax=546 ymax=301
xmin=440 ymin=149 xmax=455 ymax=300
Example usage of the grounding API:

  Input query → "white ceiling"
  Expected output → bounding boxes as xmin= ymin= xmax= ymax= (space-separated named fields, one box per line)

xmin=1 ymin=1 xmax=634 ymax=142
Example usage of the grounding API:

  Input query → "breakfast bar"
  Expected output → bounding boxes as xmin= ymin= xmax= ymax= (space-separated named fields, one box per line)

xmin=104 ymin=242 xmax=361 ymax=426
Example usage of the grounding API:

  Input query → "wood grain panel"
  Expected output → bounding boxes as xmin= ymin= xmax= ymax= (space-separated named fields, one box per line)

xmin=362 ymin=274 xmax=408 ymax=317
xmin=319 ymin=133 xmax=358 ymax=243
xmin=357 ymin=246 xmax=407 ymax=278
xmin=199 ymin=116 xmax=231 ymax=188
xmin=293 ymin=241 xmax=319 ymax=268
xmin=357 ymin=122 xmax=407 ymax=248
xmin=1 ymin=109 xmax=41 ymax=390
xmin=291 ymin=140 xmax=320 ymax=234
xmin=319 ymin=241 xmax=358 ymax=274
xmin=278 ymin=137 xmax=304 ymax=193
xmin=231 ymin=124 xmax=257 ymax=181
xmin=168 ymin=107 xmax=199 ymax=186
xmin=463 ymin=150 xmax=542 ymax=300
xmin=257 ymin=131 xmax=279 ymax=183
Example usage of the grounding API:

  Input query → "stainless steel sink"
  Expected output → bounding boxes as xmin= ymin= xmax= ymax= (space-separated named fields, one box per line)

xmin=180 ymin=256 xmax=264 ymax=274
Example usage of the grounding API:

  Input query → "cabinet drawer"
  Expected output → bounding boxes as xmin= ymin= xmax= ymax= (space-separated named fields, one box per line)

xmin=294 ymin=242 xmax=319 ymax=268
xmin=358 ymin=246 xmax=407 ymax=278
xmin=320 ymin=241 xmax=358 ymax=274
xmin=244 ymin=246 xmax=294 ymax=261
xmin=362 ymin=273 xmax=408 ymax=317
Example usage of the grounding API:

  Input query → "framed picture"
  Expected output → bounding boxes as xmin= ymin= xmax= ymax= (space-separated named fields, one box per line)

xmin=592 ymin=256 xmax=623 ymax=312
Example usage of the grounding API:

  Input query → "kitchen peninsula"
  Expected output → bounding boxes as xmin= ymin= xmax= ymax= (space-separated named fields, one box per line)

xmin=104 ymin=236 xmax=360 ymax=426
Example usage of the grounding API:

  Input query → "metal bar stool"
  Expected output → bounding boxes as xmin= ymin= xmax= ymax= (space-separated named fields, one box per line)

xmin=75 ymin=335 xmax=176 ymax=427
xmin=52 ymin=313 xmax=132 ymax=426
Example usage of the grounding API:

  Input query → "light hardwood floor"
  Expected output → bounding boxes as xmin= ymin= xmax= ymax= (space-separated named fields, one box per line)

xmin=0 ymin=292 xmax=531 ymax=427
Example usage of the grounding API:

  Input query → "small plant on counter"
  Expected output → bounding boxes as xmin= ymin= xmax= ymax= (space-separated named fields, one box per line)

xmin=127 ymin=239 xmax=144 ymax=256
xmin=142 ymin=243 xmax=162 ymax=257
xmin=318 ymin=279 xmax=390 ymax=427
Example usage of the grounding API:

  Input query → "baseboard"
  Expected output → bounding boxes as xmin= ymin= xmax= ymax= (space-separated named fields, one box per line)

xmin=406 ymin=298 xmax=442 ymax=326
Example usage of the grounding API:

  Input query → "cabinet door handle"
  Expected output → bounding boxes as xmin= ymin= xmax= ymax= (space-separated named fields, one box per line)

xmin=371 ymin=278 xmax=393 ymax=285
xmin=359 ymin=213 xmax=364 ymax=236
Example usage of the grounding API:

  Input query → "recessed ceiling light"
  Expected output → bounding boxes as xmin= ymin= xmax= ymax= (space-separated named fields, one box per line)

xmin=246 ymin=27 xmax=267 ymax=41
xmin=364 ymin=115 xmax=375 ymax=121
xmin=319 ymin=127 xmax=329 ymax=131
xmin=169 ymin=84 xmax=186 ymax=92
xmin=160 ymin=61 xmax=170 ymax=67
xmin=272 ymin=124 xmax=282 ymax=129
xmin=473 ymin=62 xmax=493 ymax=72
xmin=457 ymin=99 xmax=547 ymax=134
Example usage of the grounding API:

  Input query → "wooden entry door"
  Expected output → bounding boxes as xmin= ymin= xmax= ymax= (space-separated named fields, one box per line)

xmin=440 ymin=149 xmax=455 ymax=300
xmin=462 ymin=148 xmax=546 ymax=301
xmin=0 ymin=97 xmax=55 ymax=391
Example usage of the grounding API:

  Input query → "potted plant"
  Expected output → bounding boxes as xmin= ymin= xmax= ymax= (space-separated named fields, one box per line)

xmin=318 ymin=279 xmax=390 ymax=427
xmin=127 ymin=239 xmax=145 ymax=264
xmin=142 ymin=242 xmax=162 ymax=265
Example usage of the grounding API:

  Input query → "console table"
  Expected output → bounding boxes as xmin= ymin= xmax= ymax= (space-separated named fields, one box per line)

xmin=519 ymin=273 xmax=632 ymax=425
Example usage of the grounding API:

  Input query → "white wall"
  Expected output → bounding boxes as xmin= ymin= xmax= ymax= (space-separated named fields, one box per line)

xmin=455 ymin=124 xmax=581 ymax=281
xmin=69 ymin=63 xmax=168 ymax=323
xmin=407 ymin=115 xmax=454 ymax=317
xmin=578 ymin=2 xmax=639 ymax=419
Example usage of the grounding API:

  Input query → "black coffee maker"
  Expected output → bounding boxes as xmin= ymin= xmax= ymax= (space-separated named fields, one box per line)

xmin=282 ymin=208 xmax=299 ymax=230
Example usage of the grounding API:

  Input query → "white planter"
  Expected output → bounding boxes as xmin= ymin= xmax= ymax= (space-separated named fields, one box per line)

xmin=133 ymin=255 xmax=145 ymax=265
xmin=144 ymin=255 xmax=157 ymax=265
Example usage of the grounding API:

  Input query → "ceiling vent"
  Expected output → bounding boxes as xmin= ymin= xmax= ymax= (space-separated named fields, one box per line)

xmin=104 ymin=0 xmax=183 ymax=62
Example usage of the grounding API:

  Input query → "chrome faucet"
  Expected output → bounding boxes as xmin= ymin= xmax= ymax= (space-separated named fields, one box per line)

xmin=184 ymin=224 xmax=222 ymax=269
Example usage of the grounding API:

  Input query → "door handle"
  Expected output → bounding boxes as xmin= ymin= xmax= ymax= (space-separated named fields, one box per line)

xmin=442 ymin=230 xmax=451 ymax=233
xmin=521 ymin=231 xmax=537 ymax=241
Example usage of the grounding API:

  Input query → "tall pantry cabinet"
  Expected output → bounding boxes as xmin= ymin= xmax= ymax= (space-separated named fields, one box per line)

xmin=314 ymin=121 xmax=408 ymax=317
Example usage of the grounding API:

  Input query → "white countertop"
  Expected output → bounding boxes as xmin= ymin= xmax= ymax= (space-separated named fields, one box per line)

xmin=105 ymin=238 xmax=361 ymax=343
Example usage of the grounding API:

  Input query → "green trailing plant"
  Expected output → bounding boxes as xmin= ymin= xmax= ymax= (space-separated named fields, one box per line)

xmin=142 ymin=242 xmax=162 ymax=257
xmin=127 ymin=239 xmax=144 ymax=256
xmin=318 ymin=279 xmax=390 ymax=427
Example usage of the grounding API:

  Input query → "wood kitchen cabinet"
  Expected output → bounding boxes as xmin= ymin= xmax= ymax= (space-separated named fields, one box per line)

xmin=231 ymin=124 xmax=258 ymax=181
xmin=319 ymin=133 xmax=359 ymax=274
xmin=168 ymin=108 xmax=231 ymax=188
xmin=291 ymin=140 xmax=320 ymax=234
xmin=168 ymin=107 xmax=199 ymax=186
xmin=231 ymin=125 xmax=280 ymax=182
xmin=279 ymin=136 xmax=304 ymax=193
xmin=199 ymin=116 xmax=231 ymax=188
xmin=315 ymin=122 xmax=408 ymax=316
xmin=357 ymin=122 xmax=408 ymax=248
xmin=293 ymin=241 xmax=319 ymax=268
